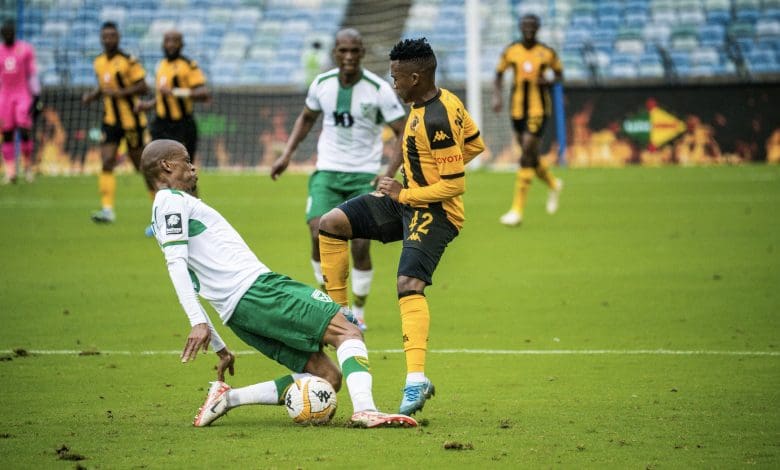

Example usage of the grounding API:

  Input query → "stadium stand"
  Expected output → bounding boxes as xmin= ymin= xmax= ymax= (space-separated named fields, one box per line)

xmin=397 ymin=0 xmax=780 ymax=83
xmin=6 ymin=0 xmax=779 ymax=87
xmin=14 ymin=0 xmax=349 ymax=87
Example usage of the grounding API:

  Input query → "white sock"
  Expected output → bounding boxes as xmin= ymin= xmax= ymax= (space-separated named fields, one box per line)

xmin=351 ymin=268 xmax=373 ymax=297
xmin=352 ymin=304 xmax=365 ymax=320
xmin=406 ymin=372 xmax=426 ymax=384
xmin=226 ymin=373 xmax=311 ymax=408
xmin=311 ymin=259 xmax=324 ymax=286
xmin=337 ymin=338 xmax=376 ymax=412
xmin=226 ymin=381 xmax=280 ymax=407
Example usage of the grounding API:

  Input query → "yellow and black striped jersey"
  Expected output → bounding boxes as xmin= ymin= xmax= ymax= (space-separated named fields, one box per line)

xmin=93 ymin=50 xmax=147 ymax=128
xmin=154 ymin=56 xmax=206 ymax=120
xmin=496 ymin=41 xmax=562 ymax=119
xmin=398 ymin=88 xmax=485 ymax=230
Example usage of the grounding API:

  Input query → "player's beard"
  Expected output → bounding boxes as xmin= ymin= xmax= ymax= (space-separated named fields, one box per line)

xmin=164 ymin=49 xmax=181 ymax=61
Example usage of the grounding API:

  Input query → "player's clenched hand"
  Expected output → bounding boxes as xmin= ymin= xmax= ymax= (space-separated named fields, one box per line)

xmin=181 ymin=323 xmax=210 ymax=363
xmin=270 ymin=154 xmax=290 ymax=181
xmin=377 ymin=176 xmax=402 ymax=201
xmin=215 ymin=348 xmax=235 ymax=382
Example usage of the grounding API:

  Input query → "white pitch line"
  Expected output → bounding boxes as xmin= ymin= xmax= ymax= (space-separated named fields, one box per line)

xmin=1 ymin=349 xmax=778 ymax=357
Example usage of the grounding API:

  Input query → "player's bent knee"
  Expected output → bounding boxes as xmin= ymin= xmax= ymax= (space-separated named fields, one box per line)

xmin=397 ymin=276 xmax=426 ymax=295
xmin=319 ymin=208 xmax=351 ymax=238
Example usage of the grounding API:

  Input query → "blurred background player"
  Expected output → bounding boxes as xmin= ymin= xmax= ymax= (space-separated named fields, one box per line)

xmin=141 ymin=139 xmax=416 ymax=429
xmin=493 ymin=14 xmax=564 ymax=227
xmin=271 ymin=28 xmax=406 ymax=331
xmin=137 ymin=30 xmax=209 ymax=237
xmin=302 ymin=40 xmax=329 ymax=87
xmin=82 ymin=21 xmax=150 ymax=223
xmin=0 ymin=19 xmax=40 ymax=184
xmin=136 ymin=30 xmax=209 ymax=193
xmin=318 ymin=38 xmax=485 ymax=416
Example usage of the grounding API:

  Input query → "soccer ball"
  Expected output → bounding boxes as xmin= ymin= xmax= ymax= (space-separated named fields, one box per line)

xmin=284 ymin=376 xmax=338 ymax=425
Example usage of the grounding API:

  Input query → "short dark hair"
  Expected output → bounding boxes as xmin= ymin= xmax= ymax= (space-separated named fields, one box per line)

xmin=521 ymin=14 xmax=541 ymax=26
xmin=389 ymin=37 xmax=436 ymax=72
xmin=101 ymin=21 xmax=118 ymax=31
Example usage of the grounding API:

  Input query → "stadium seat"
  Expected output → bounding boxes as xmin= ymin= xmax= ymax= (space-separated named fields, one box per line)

xmin=207 ymin=7 xmax=233 ymax=24
xmin=735 ymin=0 xmax=762 ymax=8
xmin=609 ymin=62 xmax=638 ymax=79
xmin=705 ymin=9 xmax=732 ymax=25
xmin=238 ymin=62 xmax=265 ymax=85
xmin=671 ymin=25 xmax=700 ymax=51
xmin=615 ymin=38 xmax=646 ymax=55
xmin=99 ymin=6 xmax=127 ymax=26
xmin=644 ymin=22 xmax=672 ymax=46
xmin=678 ymin=9 xmax=706 ymax=27
xmin=565 ymin=62 xmax=589 ymax=80
xmin=179 ymin=19 xmax=205 ymax=38
xmin=746 ymin=48 xmax=779 ymax=72
xmin=699 ymin=23 xmax=726 ymax=48
xmin=756 ymin=18 xmax=780 ymax=38
xmin=728 ymin=21 xmax=756 ymax=41
xmin=42 ymin=20 xmax=69 ymax=38
xmin=691 ymin=47 xmax=721 ymax=67
xmin=736 ymin=8 xmax=762 ymax=24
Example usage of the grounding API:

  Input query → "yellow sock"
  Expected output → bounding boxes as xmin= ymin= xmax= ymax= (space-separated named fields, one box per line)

xmin=535 ymin=161 xmax=557 ymax=189
xmin=99 ymin=172 xmax=116 ymax=209
xmin=399 ymin=294 xmax=430 ymax=374
xmin=510 ymin=168 xmax=534 ymax=214
xmin=319 ymin=233 xmax=349 ymax=306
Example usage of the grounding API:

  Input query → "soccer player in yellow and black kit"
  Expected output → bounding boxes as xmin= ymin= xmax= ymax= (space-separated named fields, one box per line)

xmin=137 ymin=30 xmax=209 ymax=189
xmin=493 ymin=14 xmax=563 ymax=227
xmin=82 ymin=21 xmax=149 ymax=223
xmin=318 ymin=38 xmax=485 ymax=416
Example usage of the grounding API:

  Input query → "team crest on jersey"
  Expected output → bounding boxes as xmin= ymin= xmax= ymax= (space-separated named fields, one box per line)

xmin=165 ymin=213 xmax=183 ymax=235
xmin=360 ymin=102 xmax=378 ymax=120
xmin=311 ymin=289 xmax=333 ymax=303
xmin=410 ymin=116 xmax=419 ymax=132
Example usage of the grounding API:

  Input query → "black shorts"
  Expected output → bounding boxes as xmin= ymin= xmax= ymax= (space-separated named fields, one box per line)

xmin=338 ymin=193 xmax=459 ymax=285
xmin=150 ymin=116 xmax=198 ymax=161
xmin=101 ymin=123 xmax=146 ymax=149
xmin=512 ymin=116 xmax=547 ymax=137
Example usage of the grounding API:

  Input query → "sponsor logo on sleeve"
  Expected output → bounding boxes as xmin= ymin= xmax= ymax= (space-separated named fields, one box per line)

xmin=165 ymin=213 xmax=183 ymax=235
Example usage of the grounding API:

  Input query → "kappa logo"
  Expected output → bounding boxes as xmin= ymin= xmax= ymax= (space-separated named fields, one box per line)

xmin=432 ymin=130 xmax=451 ymax=142
xmin=165 ymin=213 xmax=183 ymax=235
xmin=314 ymin=389 xmax=333 ymax=403
xmin=311 ymin=289 xmax=333 ymax=303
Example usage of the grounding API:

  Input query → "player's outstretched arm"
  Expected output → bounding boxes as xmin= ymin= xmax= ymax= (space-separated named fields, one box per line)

xmin=271 ymin=106 xmax=320 ymax=180
xmin=82 ymin=87 xmax=101 ymax=105
xmin=492 ymin=72 xmax=504 ymax=113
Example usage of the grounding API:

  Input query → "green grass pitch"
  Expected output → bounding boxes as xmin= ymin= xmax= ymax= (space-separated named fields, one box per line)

xmin=1 ymin=166 xmax=778 ymax=468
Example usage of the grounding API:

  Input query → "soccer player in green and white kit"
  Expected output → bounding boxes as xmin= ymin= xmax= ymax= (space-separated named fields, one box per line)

xmin=271 ymin=28 xmax=406 ymax=331
xmin=142 ymin=139 xmax=416 ymax=429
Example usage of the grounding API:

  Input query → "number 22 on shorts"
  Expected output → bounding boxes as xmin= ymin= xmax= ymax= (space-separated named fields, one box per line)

xmin=407 ymin=210 xmax=432 ymax=241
